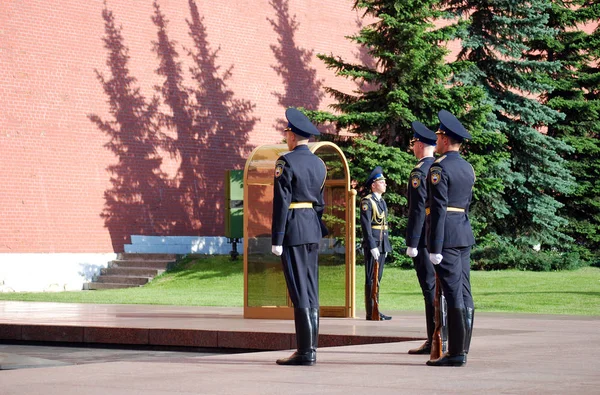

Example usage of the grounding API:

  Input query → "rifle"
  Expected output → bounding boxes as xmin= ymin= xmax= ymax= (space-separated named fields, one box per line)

xmin=371 ymin=255 xmax=380 ymax=320
xmin=370 ymin=199 xmax=386 ymax=321
xmin=430 ymin=273 xmax=448 ymax=359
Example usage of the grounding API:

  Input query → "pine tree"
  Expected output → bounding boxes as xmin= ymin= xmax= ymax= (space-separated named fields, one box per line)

xmin=442 ymin=0 xmax=576 ymax=249
xmin=527 ymin=1 xmax=600 ymax=263
xmin=309 ymin=0 xmax=504 ymax=264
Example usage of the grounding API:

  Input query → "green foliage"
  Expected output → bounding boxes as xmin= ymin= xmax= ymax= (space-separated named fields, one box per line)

xmin=472 ymin=240 xmax=586 ymax=271
xmin=313 ymin=0 xmax=478 ymax=145
xmin=442 ymin=0 xmax=577 ymax=250
xmin=311 ymin=0 xmax=505 ymax=265
xmin=526 ymin=0 xmax=600 ymax=264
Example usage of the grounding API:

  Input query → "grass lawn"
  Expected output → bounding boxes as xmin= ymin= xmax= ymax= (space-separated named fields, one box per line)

xmin=0 ymin=256 xmax=598 ymax=316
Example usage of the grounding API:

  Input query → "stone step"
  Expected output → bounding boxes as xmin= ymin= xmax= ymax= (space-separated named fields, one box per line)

xmin=118 ymin=253 xmax=177 ymax=261
xmin=85 ymin=251 xmax=177 ymax=291
xmin=87 ymin=282 xmax=141 ymax=290
xmin=101 ymin=267 xmax=164 ymax=277
xmin=95 ymin=275 xmax=150 ymax=285
xmin=109 ymin=260 xmax=175 ymax=269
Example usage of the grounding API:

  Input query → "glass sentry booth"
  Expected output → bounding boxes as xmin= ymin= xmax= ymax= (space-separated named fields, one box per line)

xmin=243 ymin=142 xmax=356 ymax=319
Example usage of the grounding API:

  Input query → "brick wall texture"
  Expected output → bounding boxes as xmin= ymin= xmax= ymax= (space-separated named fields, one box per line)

xmin=1 ymin=0 xmax=370 ymax=253
xmin=1 ymin=1 xmax=595 ymax=253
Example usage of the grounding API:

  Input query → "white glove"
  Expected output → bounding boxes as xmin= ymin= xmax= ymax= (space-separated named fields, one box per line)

xmin=271 ymin=245 xmax=283 ymax=256
xmin=370 ymin=247 xmax=380 ymax=261
xmin=406 ymin=247 xmax=418 ymax=258
xmin=429 ymin=253 xmax=443 ymax=265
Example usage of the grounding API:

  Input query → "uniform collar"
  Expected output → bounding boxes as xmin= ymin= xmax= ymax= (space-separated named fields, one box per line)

xmin=293 ymin=145 xmax=310 ymax=151
xmin=440 ymin=150 xmax=460 ymax=157
xmin=372 ymin=192 xmax=382 ymax=201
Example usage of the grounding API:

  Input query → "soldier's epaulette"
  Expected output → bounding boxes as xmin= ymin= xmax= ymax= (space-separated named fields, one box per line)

xmin=410 ymin=169 xmax=423 ymax=178
xmin=434 ymin=155 xmax=447 ymax=164
xmin=414 ymin=161 xmax=424 ymax=169
xmin=360 ymin=194 xmax=374 ymax=212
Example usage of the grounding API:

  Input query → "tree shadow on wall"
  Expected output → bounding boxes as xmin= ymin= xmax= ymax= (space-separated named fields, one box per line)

xmin=268 ymin=0 xmax=325 ymax=131
xmin=151 ymin=0 xmax=256 ymax=234
xmin=184 ymin=0 xmax=256 ymax=232
xmin=90 ymin=3 xmax=256 ymax=251
xmin=89 ymin=6 xmax=173 ymax=251
xmin=151 ymin=1 xmax=200 ymax=234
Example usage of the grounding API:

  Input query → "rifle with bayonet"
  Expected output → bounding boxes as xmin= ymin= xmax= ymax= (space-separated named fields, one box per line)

xmin=370 ymin=202 xmax=385 ymax=321
xmin=430 ymin=273 xmax=448 ymax=359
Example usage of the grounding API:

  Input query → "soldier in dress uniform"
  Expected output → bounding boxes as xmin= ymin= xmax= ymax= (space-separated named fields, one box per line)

xmin=271 ymin=108 xmax=328 ymax=366
xmin=426 ymin=110 xmax=476 ymax=367
xmin=360 ymin=167 xmax=392 ymax=321
xmin=405 ymin=121 xmax=439 ymax=354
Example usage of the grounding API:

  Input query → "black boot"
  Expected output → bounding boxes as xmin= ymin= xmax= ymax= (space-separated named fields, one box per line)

xmin=309 ymin=307 xmax=319 ymax=350
xmin=464 ymin=307 xmax=474 ymax=354
xmin=426 ymin=307 xmax=467 ymax=367
xmin=276 ymin=308 xmax=316 ymax=366
xmin=408 ymin=302 xmax=434 ymax=354
xmin=441 ymin=294 xmax=449 ymax=353
xmin=376 ymin=287 xmax=392 ymax=320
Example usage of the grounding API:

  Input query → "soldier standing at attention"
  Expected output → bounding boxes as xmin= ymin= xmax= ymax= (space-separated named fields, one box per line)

xmin=405 ymin=121 xmax=438 ymax=354
xmin=426 ymin=110 xmax=475 ymax=367
xmin=271 ymin=108 xmax=328 ymax=366
xmin=360 ymin=167 xmax=392 ymax=321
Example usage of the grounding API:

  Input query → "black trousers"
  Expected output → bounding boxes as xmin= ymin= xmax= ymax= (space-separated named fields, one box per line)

xmin=413 ymin=247 xmax=436 ymax=306
xmin=281 ymin=243 xmax=320 ymax=308
xmin=434 ymin=246 xmax=473 ymax=309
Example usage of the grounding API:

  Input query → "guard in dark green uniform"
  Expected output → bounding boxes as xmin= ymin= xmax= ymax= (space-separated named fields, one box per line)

xmin=405 ymin=121 xmax=438 ymax=354
xmin=360 ymin=167 xmax=392 ymax=321
xmin=272 ymin=108 xmax=328 ymax=366
xmin=426 ymin=110 xmax=475 ymax=367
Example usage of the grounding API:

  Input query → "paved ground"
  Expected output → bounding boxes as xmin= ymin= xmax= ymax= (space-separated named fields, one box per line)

xmin=0 ymin=301 xmax=599 ymax=394
xmin=0 ymin=343 xmax=235 ymax=370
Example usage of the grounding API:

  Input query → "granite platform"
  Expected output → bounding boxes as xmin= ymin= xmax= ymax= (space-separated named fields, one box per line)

xmin=0 ymin=301 xmax=599 ymax=394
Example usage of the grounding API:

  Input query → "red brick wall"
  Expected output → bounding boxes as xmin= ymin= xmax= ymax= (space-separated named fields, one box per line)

xmin=0 ymin=0 xmax=365 ymax=253
xmin=1 ymin=1 xmax=596 ymax=254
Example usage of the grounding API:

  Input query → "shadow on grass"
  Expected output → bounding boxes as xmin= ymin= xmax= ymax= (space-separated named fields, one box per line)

xmin=164 ymin=256 xmax=243 ymax=281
